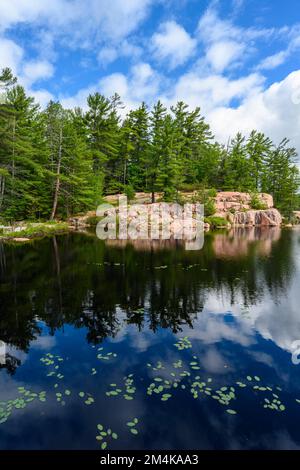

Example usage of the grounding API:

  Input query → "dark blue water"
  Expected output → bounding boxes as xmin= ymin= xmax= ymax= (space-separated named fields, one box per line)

xmin=1 ymin=227 xmax=300 ymax=450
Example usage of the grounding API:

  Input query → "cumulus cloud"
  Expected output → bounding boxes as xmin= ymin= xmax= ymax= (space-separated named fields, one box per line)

xmin=22 ymin=60 xmax=55 ymax=87
xmin=0 ymin=37 xmax=23 ymax=74
xmin=196 ymin=5 xmax=289 ymax=73
xmin=207 ymin=70 xmax=300 ymax=157
xmin=0 ymin=0 xmax=154 ymax=45
xmin=205 ymin=40 xmax=245 ymax=73
xmin=161 ymin=71 xmax=264 ymax=111
xmin=98 ymin=40 xmax=142 ymax=67
xmin=61 ymin=62 xmax=161 ymax=112
xmin=151 ymin=20 xmax=197 ymax=69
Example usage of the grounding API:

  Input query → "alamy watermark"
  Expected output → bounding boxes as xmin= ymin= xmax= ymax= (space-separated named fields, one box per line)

xmin=95 ymin=196 xmax=205 ymax=251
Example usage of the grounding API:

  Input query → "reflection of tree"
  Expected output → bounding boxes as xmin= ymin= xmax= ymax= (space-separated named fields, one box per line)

xmin=0 ymin=228 xmax=296 ymax=363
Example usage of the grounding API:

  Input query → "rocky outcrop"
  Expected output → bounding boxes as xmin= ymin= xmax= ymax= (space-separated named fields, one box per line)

xmin=214 ymin=192 xmax=273 ymax=213
xmin=83 ymin=192 xmax=283 ymax=233
xmin=213 ymin=192 xmax=282 ymax=227
xmin=229 ymin=208 xmax=282 ymax=226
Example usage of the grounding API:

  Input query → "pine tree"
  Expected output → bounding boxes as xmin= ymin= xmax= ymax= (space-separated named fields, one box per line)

xmin=126 ymin=102 xmax=150 ymax=191
xmin=262 ymin=138 xmax=300 ymax=217
xmin=0 ymin=66 xmax=299 ymax=222
xmin=1 ymin=85 xmax=46 ymax=221
xmin=85 ymin=93 xmax=119 ymax=200
xmin=246 ymin=130 xmax=272 ymax=191
xmin=223 ymin=133 xmax=254 ymax=192
xmin=147 ymin=100 xmax=167 ymax=202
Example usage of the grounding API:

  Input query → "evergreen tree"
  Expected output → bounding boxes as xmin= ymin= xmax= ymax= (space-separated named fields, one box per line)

xmin=246 ymin=130 xmax=272 ymax=190
xmin=126 ymin=102 xmax=150 ymax=191
xmin=85 ymin=93 xmax=119 ymax=201
xmin=262 ymin=138 xmax=300 ymax=217
xmin=0 ymin=85 xmax=46 ymax=221
xmin=147 ymin=100 xmax=167 ymax=202
xmin=0 ymin=67 xmax=299 ymax=222
xmin=223 ymin=133 xmax=254 ymax=191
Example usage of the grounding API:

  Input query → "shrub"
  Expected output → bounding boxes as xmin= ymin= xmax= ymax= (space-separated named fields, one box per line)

xmin=250 ymin=193 xmax=268 ymax=210
xmin=86 ymin=216 xmax=104 ymax=226
xmin=180 ymin=182 xmax=202 ymax=192
xmin=191 ymin=188 xmax=217 ymax=216
xmin=207 ymin=188 xmax=217 ymax=198
xmin=204 ymin=199 xmax=216 ymax=216
xmin=205 ymin=216 xmax=228 ymax=229
xmin=124 ymin=184 xmax=135 ymax=201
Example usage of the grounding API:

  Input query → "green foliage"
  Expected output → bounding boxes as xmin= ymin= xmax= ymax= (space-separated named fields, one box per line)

xmin=86 ymin=216 xmax=104 ymax=226
xmin=250 ymin=193 xmax=268 ymax=210
xmin=205 ymin=216 xmax=228 ymax=228
xmin=124 ymin=184 xmax=135 ymax=201
xmin=192 ymin=187 xmax=216 ymax=216
xmin=0 ymin=67 xmax=299 ymax=222
xmin=1 ymin=222 xmax=69 ymax=239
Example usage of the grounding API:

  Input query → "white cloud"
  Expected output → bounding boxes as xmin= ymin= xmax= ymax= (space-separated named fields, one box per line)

xmin=99 ymin=62 xmax=161 ymax=111
xmin=61 ymin=62 xmax=161 ymax=112
xmin=205 ymin=40 xmax=245 ymax=72
xmin=207 ymin=70 xmax=300 ymax=158
xmin=151 ymin=21 xmax=197 ymax=69
xmin=22 ymin=60 xmax=54 ymax=87
xmin=0 ymin=37 xmax=23 ymax=73
xmin=98 ymin=47 xmax=118 ymax=65
xmin=161 ymin=71 xmax=264 ymax=112
xmin=29 ymin=89 xmax=55 ymax=108
xmin=0 ymin=0 xmax=154 ymax=45
xmin=257 ymin=28 xmax=300 ymax=71
xmin=98 ymin=40 xmax=142 ymax=66
xmin=196 ymin=6 xmax=284 ymax=74
xmin=258 ymin=50 xmax=289 ymax=70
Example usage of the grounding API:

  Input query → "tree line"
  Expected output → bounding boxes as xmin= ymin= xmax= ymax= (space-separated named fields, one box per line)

xmin=0 ymin=67 xmax=299 ymax=222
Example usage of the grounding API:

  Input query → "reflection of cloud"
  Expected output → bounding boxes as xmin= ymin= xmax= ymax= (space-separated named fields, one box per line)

xmin=201 ymin=347 xmax=231 ymax=374
xmin=181 ymin=309 xmax=255 ymax=348
xmin=248 ymin=351 xmax=275 ymax=368
xmin=31 ymin=335 xmax=56 ymax=350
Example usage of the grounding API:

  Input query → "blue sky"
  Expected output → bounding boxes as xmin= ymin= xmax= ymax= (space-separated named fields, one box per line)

xmin=1 ymin=0 xmax=300 ymax=156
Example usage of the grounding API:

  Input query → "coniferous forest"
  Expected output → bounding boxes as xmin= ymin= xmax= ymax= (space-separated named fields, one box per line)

xmin=0 ymin=67 xmax=299 ymax=223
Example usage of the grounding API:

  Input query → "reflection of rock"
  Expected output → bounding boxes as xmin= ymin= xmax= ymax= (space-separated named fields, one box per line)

xmin=213 ymin=227 xmax=281 ymax=258
xmin=106 ymin=238 xmax=186 ymax=251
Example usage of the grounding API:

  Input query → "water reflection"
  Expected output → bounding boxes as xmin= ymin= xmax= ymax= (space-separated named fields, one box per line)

xmin=0 ymin=228 xmax=299 ymax=365
xmin=1 ymin=229 xmax=300 ymax=450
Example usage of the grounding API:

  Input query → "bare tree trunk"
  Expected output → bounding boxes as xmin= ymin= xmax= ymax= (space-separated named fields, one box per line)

xmin=11 ymin=116 xmax=16 ymax=197
xmin=123 ymin=159 xmax=127 ymax=186
xmin=50 ymin=127 xmax=63 ymax=221
xmin=0 ymin=175 xmax=5 ymax=209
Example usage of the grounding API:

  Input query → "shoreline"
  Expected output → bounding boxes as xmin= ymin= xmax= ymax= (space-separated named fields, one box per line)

xmin=0 ymin=222 xmax=70 ymax=243
xmin=0 ymin=220 xmax=298 ymax=244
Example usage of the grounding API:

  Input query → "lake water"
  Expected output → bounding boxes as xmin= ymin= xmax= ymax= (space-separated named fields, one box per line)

xmin=1 ymin=228 xmax=300 ymax=450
